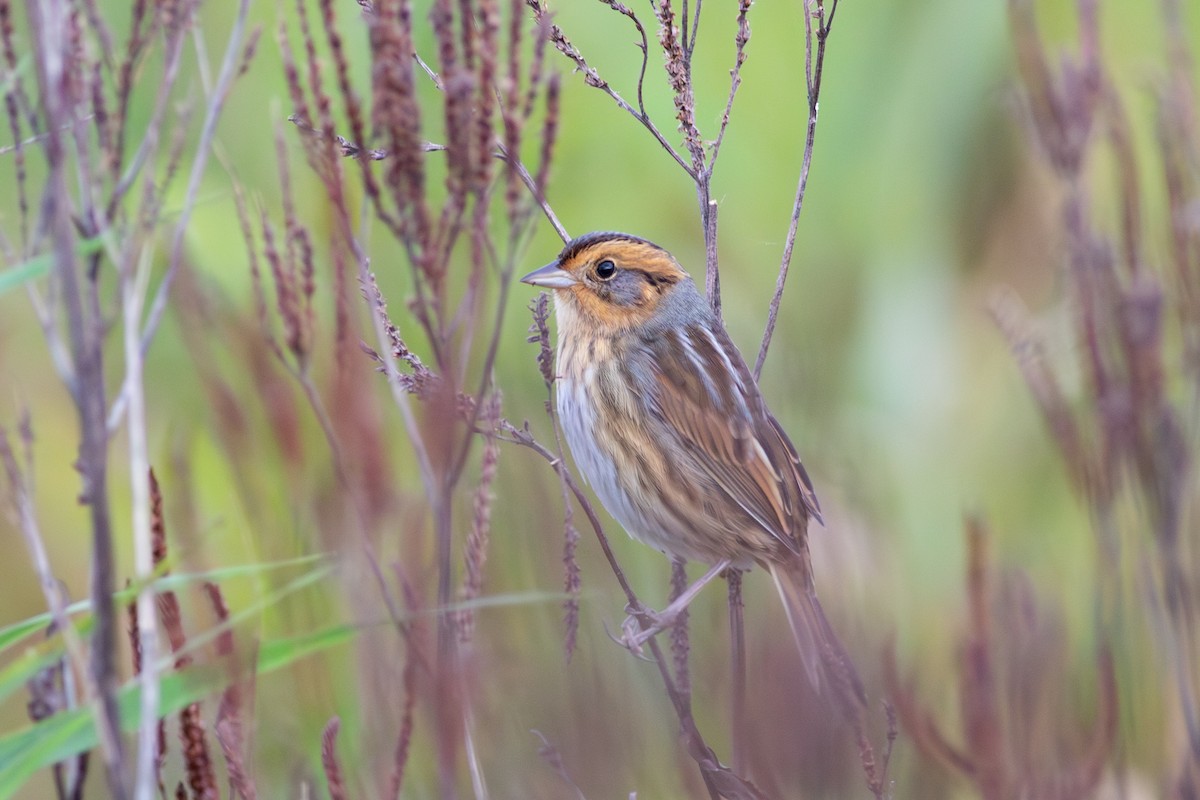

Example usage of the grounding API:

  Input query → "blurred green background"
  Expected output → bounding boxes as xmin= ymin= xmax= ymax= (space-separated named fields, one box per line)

xmin=1 ymin=0 xmax=1197 ymax=797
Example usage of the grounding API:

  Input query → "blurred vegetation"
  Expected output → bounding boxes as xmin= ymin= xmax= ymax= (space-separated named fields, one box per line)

xmin=0 ymin=0 xmax=1198 ymax=797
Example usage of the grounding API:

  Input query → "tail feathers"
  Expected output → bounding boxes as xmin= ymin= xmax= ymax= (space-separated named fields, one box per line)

xmin=769 ymin=558 xmax=868 ymax=721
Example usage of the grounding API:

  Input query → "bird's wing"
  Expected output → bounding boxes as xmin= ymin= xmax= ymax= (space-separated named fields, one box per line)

xmin=765 ymin=413 xmax=823 ymax=526
xmin=647 ymin=322 xmax=820 ymax=551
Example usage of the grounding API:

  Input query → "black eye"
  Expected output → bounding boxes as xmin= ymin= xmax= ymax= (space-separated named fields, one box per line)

xmin=595 ymin=259 xmax=617 ymax=280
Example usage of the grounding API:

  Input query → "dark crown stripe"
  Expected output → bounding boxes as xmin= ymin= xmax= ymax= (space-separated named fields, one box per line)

xmin=557 ymin=231 xmax=664 ymax=264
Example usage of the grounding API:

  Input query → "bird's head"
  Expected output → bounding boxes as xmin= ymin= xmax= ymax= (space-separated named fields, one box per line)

xmin=520 ymin=232 xmax=690 ymax=333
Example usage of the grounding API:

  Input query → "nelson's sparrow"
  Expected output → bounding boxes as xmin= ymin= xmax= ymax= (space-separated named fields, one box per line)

xmin=522 ymin=231 xmax=860 ymax=696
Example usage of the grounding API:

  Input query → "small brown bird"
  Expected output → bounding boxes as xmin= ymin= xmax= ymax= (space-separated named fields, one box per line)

xmin=522 ymin=231 xmax=862 ymax=701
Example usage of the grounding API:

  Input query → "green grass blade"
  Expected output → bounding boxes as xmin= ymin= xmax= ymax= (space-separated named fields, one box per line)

xmin=0 ymin=236 xmax=106 ymax=296
xmin=0 ymin=623 xmax=360 ymax=797
xmin=0 ymin=554 xmax=330 ymax=656
xmin=0 ymin=558 xmax=332 ymax=713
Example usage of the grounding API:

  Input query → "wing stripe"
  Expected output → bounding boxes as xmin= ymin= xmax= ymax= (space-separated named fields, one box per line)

xmin=646 ymin=320 xmax=815 ymax=557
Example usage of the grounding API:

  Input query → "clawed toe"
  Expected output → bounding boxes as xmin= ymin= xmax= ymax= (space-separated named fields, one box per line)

xmin=611 ymin=561 xmax=732 ymax=656
xmin=617 ymin=605 xmax=678 ymax=654
xmin=620 ymin=614 xmax=647 ymax=654
xmin=602 ymin=619 xmax=653 ymax=660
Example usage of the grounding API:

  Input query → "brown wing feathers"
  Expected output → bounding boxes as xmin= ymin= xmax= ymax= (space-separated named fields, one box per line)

xmin=648 ymin=322 xmax=814 ymax=555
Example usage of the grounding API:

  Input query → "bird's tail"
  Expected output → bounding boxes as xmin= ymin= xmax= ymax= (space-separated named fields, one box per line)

xmin=769 ymin=552 xmax=868 ymax=721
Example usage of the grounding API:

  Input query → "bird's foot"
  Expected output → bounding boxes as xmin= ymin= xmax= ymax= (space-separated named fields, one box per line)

xmin=610 ymin=559 xmax=732 ymax=656
xmin=618 ymin=603 xmax=683 ymax=655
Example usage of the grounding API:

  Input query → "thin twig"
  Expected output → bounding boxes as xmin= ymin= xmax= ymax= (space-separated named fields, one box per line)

xmin=525 ymin=0 xmax=695 ymax=177
xmin=754 ymin=0 xmax=839 ymax=379
xmin=122 ymin=245 xmax=161 ymax=800
xmin=296 ymin=367 xmax=413 ymax=636
xmin=0 ymin=426 xmax=93 ymax=723
xmin=688 ymin=0 xmax=703 ymax=56
xmin=0 ymin=118 xmax=93 ymax=155
xmin=532 ymin=730 xmax=588 ymax=800
xmin=109 ymin=0 xmax=253 ymax=432
xmin=105 ymin=4 xmax=192 ymax=220
xmin=280 ymin=116 xmax=570 ymax=243
xmin=464 ymin=703 xmax=491 ymax=800
xmin=708 ymin=0 xmax=751 ymax=171
xmin=598 ymin=1 xmax=651 ymax=119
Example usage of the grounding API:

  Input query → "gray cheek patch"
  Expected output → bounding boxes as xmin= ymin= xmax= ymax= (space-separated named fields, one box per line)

xmin=599 ymin=271 xmax=651 ymax=307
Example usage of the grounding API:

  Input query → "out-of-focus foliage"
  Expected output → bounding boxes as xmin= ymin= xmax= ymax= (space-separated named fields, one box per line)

xmin=1 ymin=0 xmax=1197 ymax=797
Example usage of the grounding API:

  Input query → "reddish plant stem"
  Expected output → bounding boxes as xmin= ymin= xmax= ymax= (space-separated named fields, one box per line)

xmin=727 ymin=568 xmax=746 ymax=776
xmin=669 ymin=558 xmax=692 ymax=698
xmin=27 ymin=1 xmax=127 ymax=796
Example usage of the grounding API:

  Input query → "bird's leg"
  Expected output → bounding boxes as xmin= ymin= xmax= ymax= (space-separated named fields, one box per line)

xmin=620 ymin=560 xmax=731 ymax=652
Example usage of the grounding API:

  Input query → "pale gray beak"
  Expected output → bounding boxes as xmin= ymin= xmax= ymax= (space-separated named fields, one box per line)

xmin=520 ymin=262 xmax=578 ymax=289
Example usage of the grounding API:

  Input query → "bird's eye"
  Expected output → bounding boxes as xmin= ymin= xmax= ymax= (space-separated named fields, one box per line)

xmin=595 ymin=259 xmax=617 ymax=280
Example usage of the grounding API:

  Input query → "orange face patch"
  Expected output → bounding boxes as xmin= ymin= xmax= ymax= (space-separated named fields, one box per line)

xmin=555 ymin=238 xmax=687 ymax=332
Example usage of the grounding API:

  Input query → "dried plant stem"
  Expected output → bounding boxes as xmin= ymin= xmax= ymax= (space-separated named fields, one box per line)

xmin=754 ymin=0 xmax=839 ymax=379
xmin=669 ymin=558 xmax=691 ymax=698
xmin=726 ymin=568 xmax=746 ymax=776
xmin=0 ymin=428 xmax=92 ymax=708
xmin=464 ymin=704 xmax=490 ymax=800
xmin=1003 ymin=0 xmax=1199 ymax=771
xmin=348 ymin=194 xmax=459 ymax=800
xmin=106 ymin=11 xmax=189 ymax=215
xmin=448 ymin=276 xmax=512 ymax=489
xmin=267 ymin=20 xmax=448 ymax=745
xmin=498 ymin=142 xmax=569 ymax=243
xmin=525 ymin=0 xmax=694 ymax=177
xmin=702 ymin=197 xmax=720 ymax=316
xmin=277 ymin=12 xmax=565 ymax=788
xmin=23 ymin=282 xmax=76 ymax=389
xmin=535 ymin=0 xmax=756 ymax=310
xmin=547 ymin=392 xmax=583 ymax=658
xmin=151 ymin=0 xmax=251 ymax=342
xmin=387 ymin=597 xmax=419 ymax=800
xmin=698 ymin=0 xmax=752 ymax=313
xmin=287 ymin=118 xmax=569 ymax=244
xmin=348 ymin=252 xmax=447 ymax=682
xmin=0 ymin=122 xmax=85 ymax=155
xmin=27 ymin=0 xmax=127 ymax=794
xmin=884 ymin=518 xmax=1117 ymax=798
xmin=295 ymin=367 xmax=411 ymax=637
xmin=122 ymin=246 xmax=161 ymax=800
xmin=109 ymin=0 xmax=254 ymax=432
xmin=433 ymin=490 xmax=462 ymax=800
xmin=532 ymin=730 xmax=588 ymax=800
xmin=708 ymin=0 xmax=751 ymax=172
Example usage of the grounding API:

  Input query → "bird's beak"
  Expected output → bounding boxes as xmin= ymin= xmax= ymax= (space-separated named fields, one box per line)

xmin=520 ymin=262 xmax=578 ymax=289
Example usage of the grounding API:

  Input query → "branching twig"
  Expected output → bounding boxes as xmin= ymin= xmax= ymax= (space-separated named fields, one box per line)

xmin=109 ymin=0 xmax=255 ymax=433
xmin=708 ymin=0 xmax=752 ymax=171
xmin=754 ymin=0 xmax=840 ymax=378
xmin=283 ymin=118 xmax=570 ymax=244
xmin=27 ymin=1 xmax=127 ymax=793
xmin=525 ymin=0 xmax=694 ymax=177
